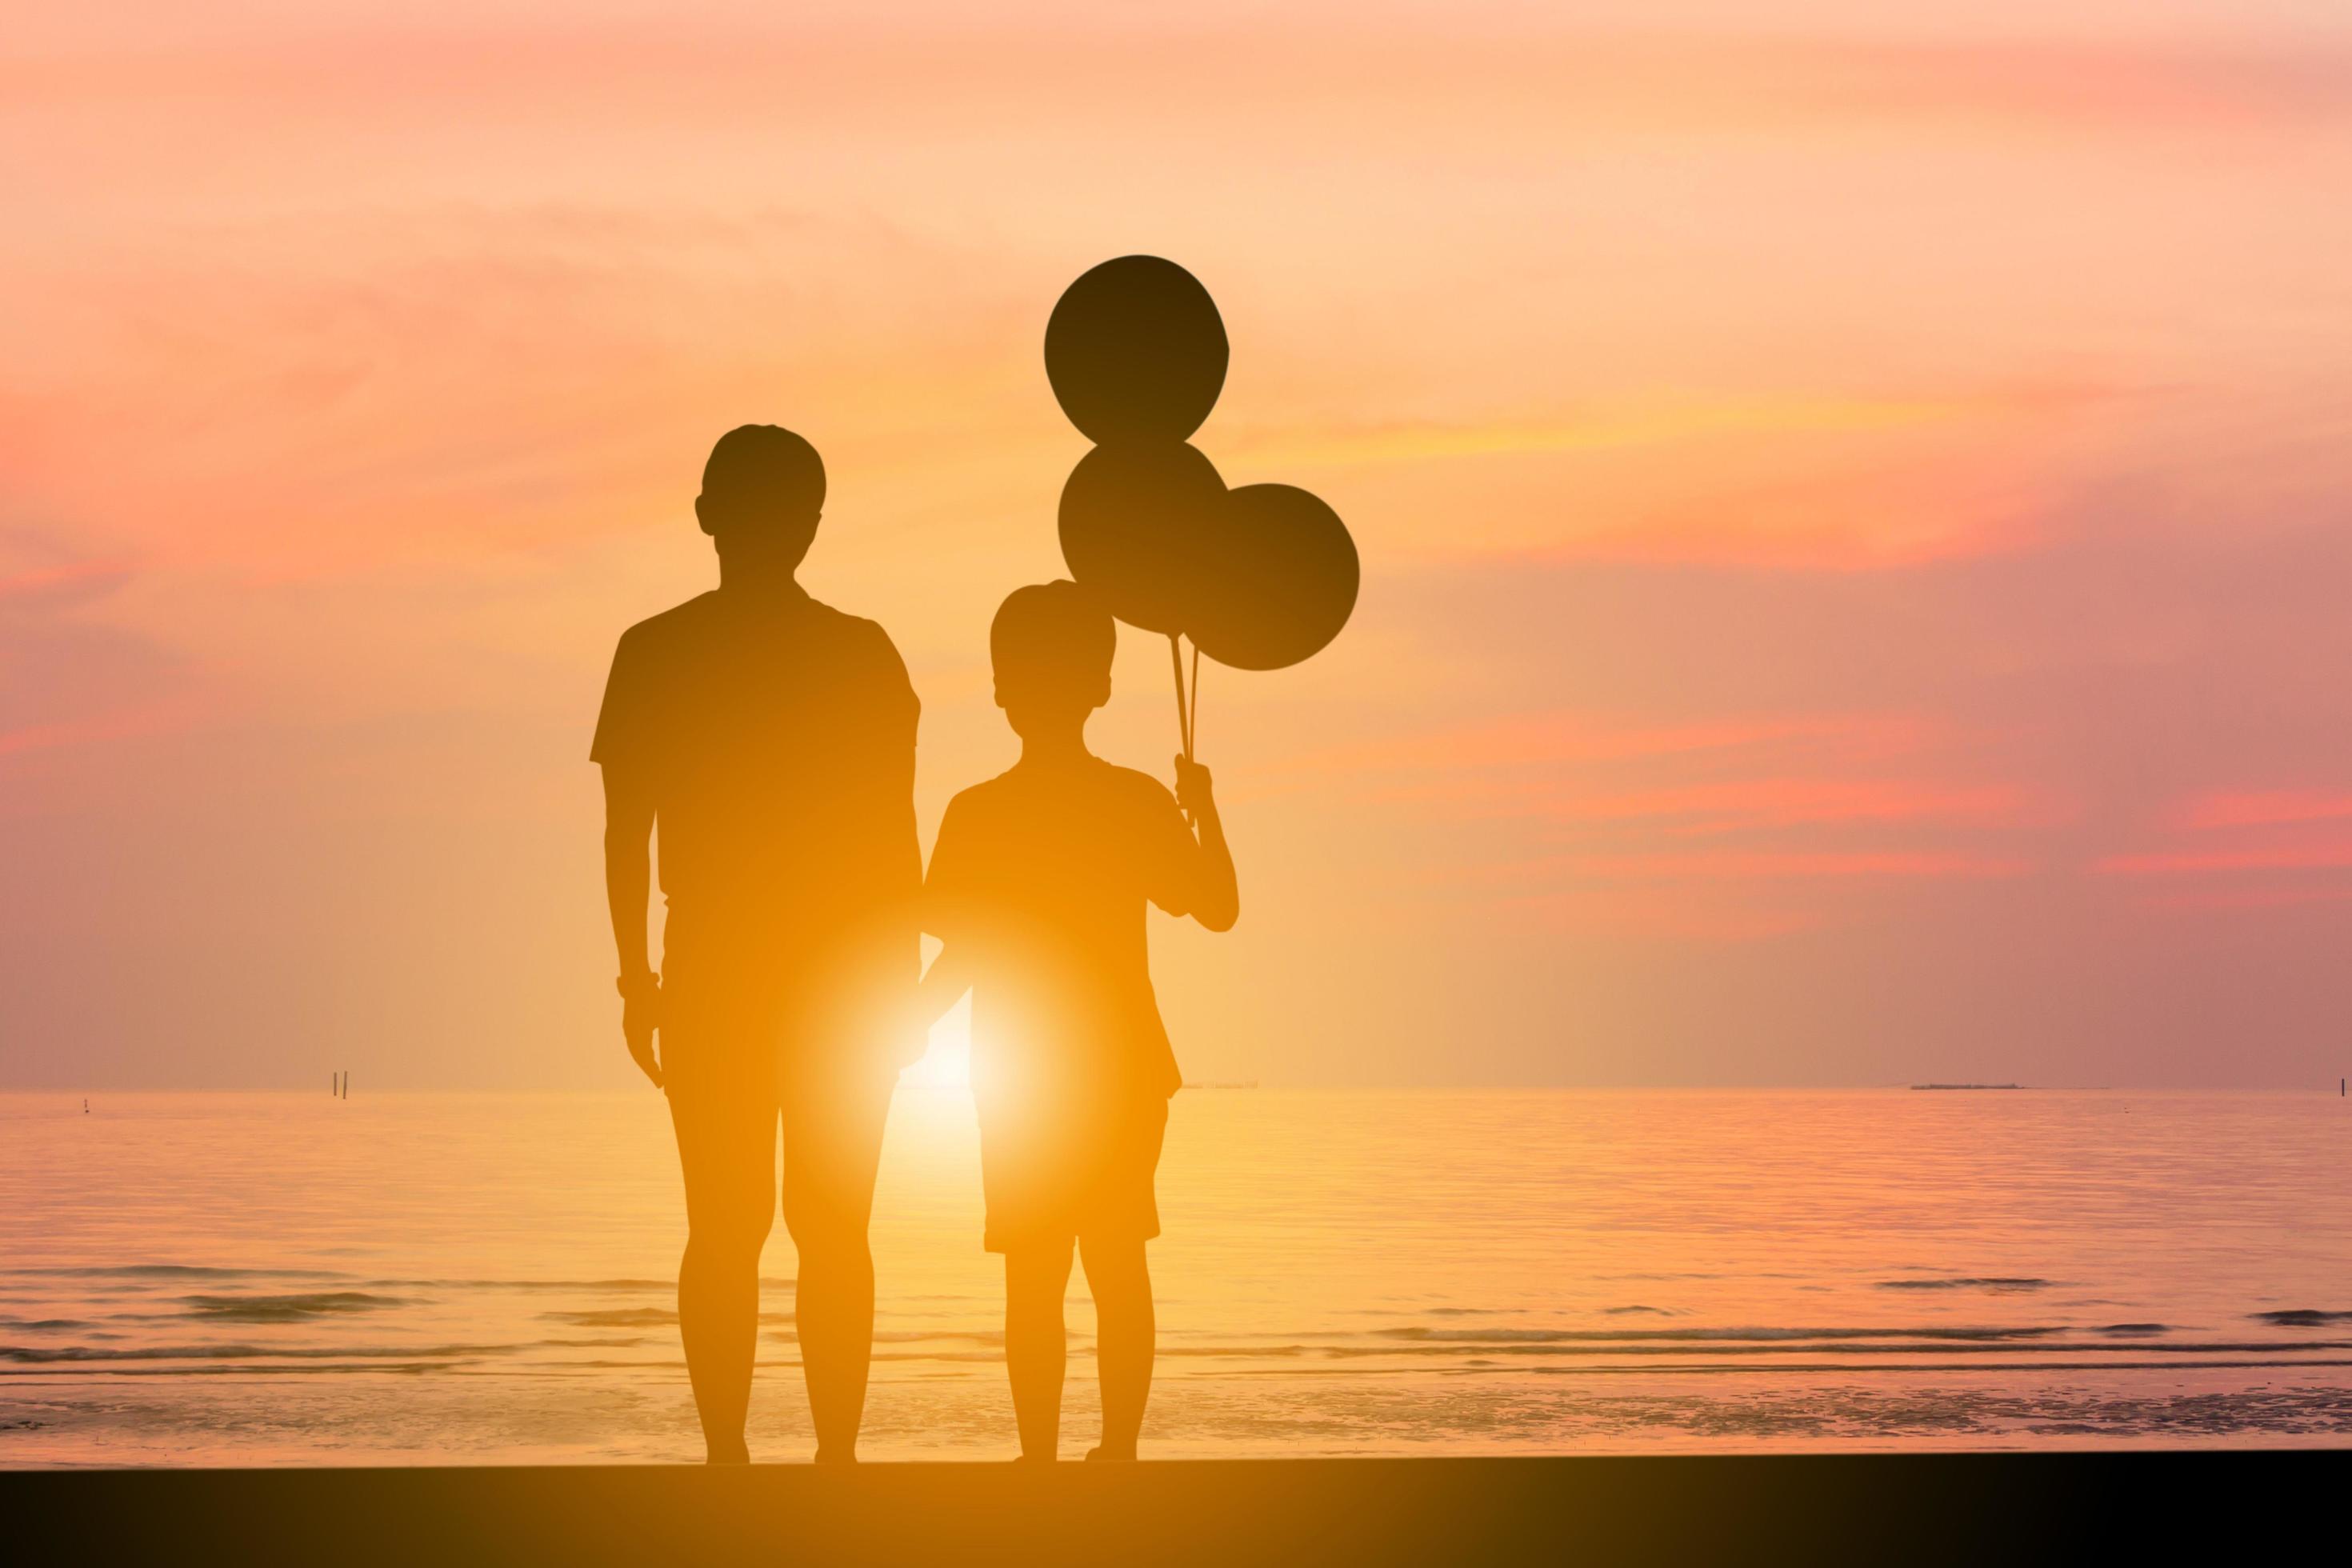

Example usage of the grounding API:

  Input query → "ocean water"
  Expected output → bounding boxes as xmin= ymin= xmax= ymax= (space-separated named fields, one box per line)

xmin=2 ymin=1086 xmax=2348 ymax=1466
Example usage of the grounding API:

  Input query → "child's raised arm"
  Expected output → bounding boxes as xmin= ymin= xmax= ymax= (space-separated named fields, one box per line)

xmin=1174 ymin=757 xmax=1240 ymax=933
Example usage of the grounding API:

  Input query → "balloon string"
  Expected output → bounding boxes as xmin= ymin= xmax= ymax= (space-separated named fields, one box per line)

xmin=1188 ymin=640 xmax=1201 ymax=760
xmin=1168 ymin=633 xmax=1191 ymax=762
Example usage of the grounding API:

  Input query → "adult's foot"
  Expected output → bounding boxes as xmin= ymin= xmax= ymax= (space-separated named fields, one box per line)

xmin=1083 ymin=1445 xmax=1136 ymax=1462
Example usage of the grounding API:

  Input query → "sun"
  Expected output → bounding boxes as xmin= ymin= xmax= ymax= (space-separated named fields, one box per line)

xmin=898 ymin=993 xmax=973 ymax=1089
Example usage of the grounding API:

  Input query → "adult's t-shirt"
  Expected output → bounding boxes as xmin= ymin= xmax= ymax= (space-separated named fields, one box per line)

xmin=592 ymin=584 xmax=919 ymax=1046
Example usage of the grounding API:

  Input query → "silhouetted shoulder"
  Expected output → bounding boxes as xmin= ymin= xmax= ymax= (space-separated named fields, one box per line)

xmin=939 ymin=769 xmax=1019 ymax=822
xmin=805 ymin=599 xmax=918 ymax=710
xmin=590 ymin=594 xmax=723 ymax=766
xmin=615 ymin=590 xmax=726 ymax=652
xmin=1102 ymin=763 xmax=1181 ymax=817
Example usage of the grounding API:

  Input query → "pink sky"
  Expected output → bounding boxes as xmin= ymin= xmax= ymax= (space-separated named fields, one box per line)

xmin=6 ymin=3 xmax=2352 ymax=1087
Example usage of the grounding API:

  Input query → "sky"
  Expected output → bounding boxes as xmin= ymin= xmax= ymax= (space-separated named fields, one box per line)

xmin=5 ymin=2 xmax=2352 ymax=1089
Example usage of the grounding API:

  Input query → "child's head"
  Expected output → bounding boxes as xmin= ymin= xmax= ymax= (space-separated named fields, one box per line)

xmin=695 ymin=424 xmax=826 ymax=571
xmin=991 ymin=580 xmax=1114 ymax=738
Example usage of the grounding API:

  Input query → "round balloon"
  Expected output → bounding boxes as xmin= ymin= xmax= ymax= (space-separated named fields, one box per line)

xmin=1045 ymin=257 xmax=1229 ymax=445
xmin=1058 ymin=441 xmax=1227 ymax=637
xmin=1189 ymin=484 xmax=1359 ymax=671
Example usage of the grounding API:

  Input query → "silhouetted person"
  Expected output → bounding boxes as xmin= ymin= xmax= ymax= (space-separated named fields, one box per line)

xmin=593 ymin=426 xmax=920 ymax=1464
xmin=918 ymin=582 xmax=1238 ymax=1461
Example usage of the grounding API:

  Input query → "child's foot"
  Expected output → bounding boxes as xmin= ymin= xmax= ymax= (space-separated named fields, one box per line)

xmin=1083 ymin=1444 xmax=1137 ymax=1462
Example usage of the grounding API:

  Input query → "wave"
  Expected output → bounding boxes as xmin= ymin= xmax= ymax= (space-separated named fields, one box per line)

xmin=0 ymin=1342 xmax=516 ymax=1364
xmin=2254 ymin=1310 xmax=2352 ymax=1326
xmin=180 ymin=1293 xmax=409 ymax=1322
xmin=1293 ymin=1338 xmax=2352 ymax=1361
xmin=874 ymin=1330 xmax=1002 ymax=1346
xmin=540 ymin=1309 xmax=678 ymax=1328
xmin=9 ymin=1266 xmax=336 ymax=1281
xmin=1374 ymin=1326 xmax=2062 ymax=1343
xmin=2 ymin=1268 xmax=770 ymax=1294
xmin=358 ymin=1278 xmax=787 ymax=1293
xmin=1874 ymin=1278 xmax=2051 ymax=1292
xmin=358 ymin=1278 xmax=671 ymax=1292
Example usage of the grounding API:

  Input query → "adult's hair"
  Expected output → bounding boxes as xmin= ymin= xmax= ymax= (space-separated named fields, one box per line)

xmin=700 ymin=425 xmax=826 ymax=523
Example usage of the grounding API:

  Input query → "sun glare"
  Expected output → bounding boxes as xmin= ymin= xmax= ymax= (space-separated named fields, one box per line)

xmin=901 ymin=993 xmax=973 ymax=1088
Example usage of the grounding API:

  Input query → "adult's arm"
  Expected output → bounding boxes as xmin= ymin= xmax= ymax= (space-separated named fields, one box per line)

xmin=602 ymin=763 xmax=662 ymax=1087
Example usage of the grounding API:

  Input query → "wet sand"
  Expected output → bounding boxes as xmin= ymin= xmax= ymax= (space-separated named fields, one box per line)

xmin=4 ymin=1451 xmax=2329 ymax=1565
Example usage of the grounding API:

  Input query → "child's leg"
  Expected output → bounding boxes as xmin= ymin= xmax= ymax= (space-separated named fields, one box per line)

xmin=1003 ymin=1240 xmax=1076 ymax=1461
xmin=1078 ymin=1236 xmax=1154 ymax=1460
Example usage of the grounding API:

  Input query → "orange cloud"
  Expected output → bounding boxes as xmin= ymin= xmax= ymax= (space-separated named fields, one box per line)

xmin=1295 ymin=710 xmax=1955 ymax=778
xmin=1526 ymin=778 xmax=2031 ymax=834
xmin=1498 ymin=849 xmax=2030 ymax=884
xmin=2173 ymin=790 xmax=2352 ymax=831
xmin=2099 ymin=842 xmax=2352 ymax=876
xmin=0 ymin=559 xmax=134 ymax=606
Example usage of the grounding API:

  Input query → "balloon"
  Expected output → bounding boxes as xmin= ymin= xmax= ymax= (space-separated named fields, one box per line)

xmin=1058 ymin=442 xmax=1227 ymax=637
xmin=1189 ymin=484 xmax=1359 ymax=671
xmin=1045 ymin=257 xmax=1229 ymax=445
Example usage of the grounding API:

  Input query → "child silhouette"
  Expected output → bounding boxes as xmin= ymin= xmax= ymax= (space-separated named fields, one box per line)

xmin=919 ymin=581 xmax=1238 ymax=1462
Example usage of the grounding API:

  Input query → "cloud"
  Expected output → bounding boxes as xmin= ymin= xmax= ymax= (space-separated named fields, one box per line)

xmin=1495 ymin=848 xmax=2030 ymax=884
xmin=2100 ymin=842 xmax=2352 ymax=876
xmin=0 ymin=558 xmax=134 ymax=610
xmin=0 ymin=544 xmax=198 ymax=786
xmin=2174 ymin=790 xmax=2352 ymax=831
xmin=1298 ymin=704 xmax=2044 ymax=943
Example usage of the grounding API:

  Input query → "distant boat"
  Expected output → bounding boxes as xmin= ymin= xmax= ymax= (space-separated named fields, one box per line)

xmin=1910 ymin=1083 xmax=2022 ymax=1091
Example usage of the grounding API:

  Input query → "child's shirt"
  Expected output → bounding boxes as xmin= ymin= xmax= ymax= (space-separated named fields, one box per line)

xmin=925 ymin=755 xmax=1198 ymax=1114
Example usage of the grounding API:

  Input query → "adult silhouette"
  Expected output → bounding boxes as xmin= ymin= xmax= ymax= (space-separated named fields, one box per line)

xmin=592 ymin=426 xmax=921 ymax=1464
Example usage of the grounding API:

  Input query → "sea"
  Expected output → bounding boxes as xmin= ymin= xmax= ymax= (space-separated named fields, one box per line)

xmin=3 ymin=1087 xmax=2348 ymax=1466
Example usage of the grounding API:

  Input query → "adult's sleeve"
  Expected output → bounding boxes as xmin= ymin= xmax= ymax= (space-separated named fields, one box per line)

xmin=588 ymin=626 xmax=648 ymax=767
xmin=922 ymin=794 xmax=975 ymax=943
xmin=839 ymin=618 xmax=922 ymax=918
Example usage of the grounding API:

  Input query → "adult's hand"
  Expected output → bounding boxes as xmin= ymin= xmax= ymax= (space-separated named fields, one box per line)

xmin=622 ymin=983 xmax=664 ymax=1088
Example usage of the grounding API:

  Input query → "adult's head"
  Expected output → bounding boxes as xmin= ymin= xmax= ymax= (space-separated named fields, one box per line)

xmin=990 ymin=580 xmax=1114 ymax=738
xmin=695 ymin=425 xmax=826 ymax=574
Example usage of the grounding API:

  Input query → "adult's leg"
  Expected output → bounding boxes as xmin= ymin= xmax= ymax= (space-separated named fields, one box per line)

xmin=779 ymin=1060 xmax=894 ymax=1462
xmin=1078 ymin=1236 xmax=1154 ymax=1460
xmin=1004 ymin=1239 xmax=1077 ymax=1461
xmin=667 ymin=1080 xmax=779 ymax=1465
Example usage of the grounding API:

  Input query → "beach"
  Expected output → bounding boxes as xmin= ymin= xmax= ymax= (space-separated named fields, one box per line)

xmin=6 ymin=1452 xmax=2333 ymax=1565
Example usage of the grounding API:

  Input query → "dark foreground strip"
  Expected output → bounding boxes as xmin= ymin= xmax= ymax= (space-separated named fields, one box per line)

xmin=4 ymin=1451 xmax=2340 ymax=1566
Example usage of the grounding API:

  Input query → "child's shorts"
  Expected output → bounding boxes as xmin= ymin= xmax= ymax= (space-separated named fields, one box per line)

xmin=978 ymin=1094 xmax=1169 ymax=1254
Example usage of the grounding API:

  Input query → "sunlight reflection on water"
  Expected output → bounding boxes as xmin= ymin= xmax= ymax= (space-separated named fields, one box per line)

xmin=2 ymin=1087 xmax=2348 ymax=1465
